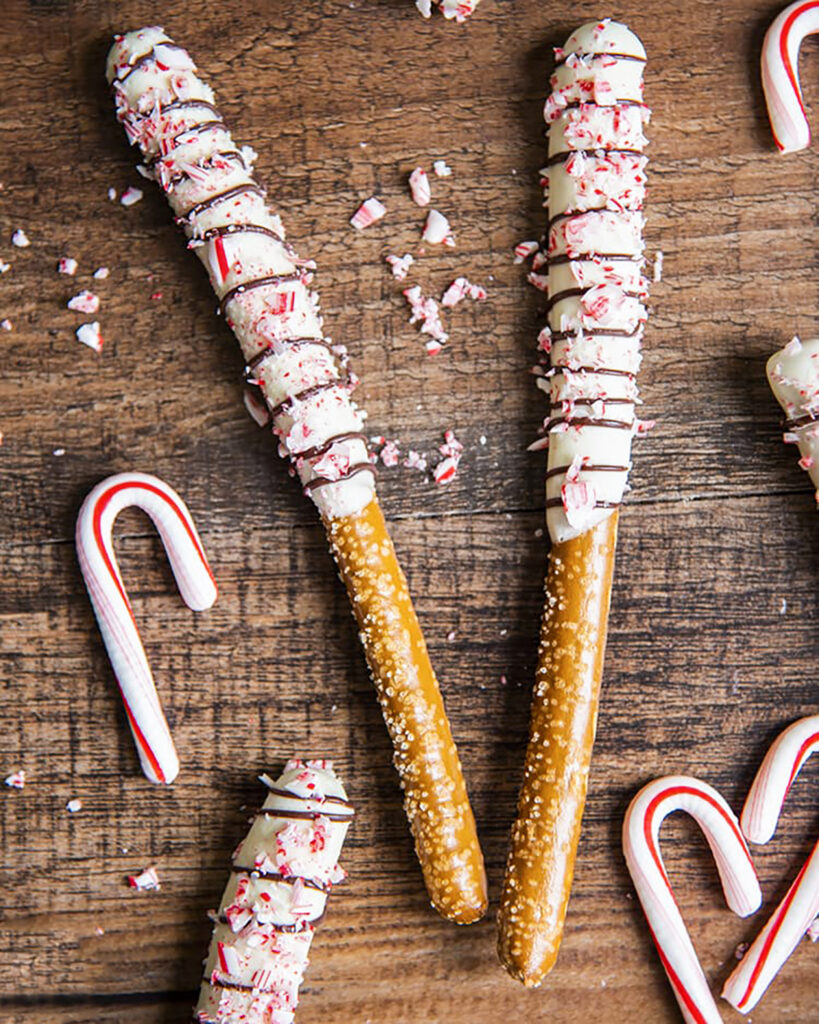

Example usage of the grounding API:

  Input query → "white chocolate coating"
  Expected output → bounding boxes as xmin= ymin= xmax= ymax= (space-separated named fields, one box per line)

xmin=195 ymin=760 xmax=354 ymax=1024
xmin=767 ymin=336 xmax=819 ymax=501
xmin=106 ymin=28 xmax=375 ymax=519
xmin=539 ymin=20 xmax=650 ymax=543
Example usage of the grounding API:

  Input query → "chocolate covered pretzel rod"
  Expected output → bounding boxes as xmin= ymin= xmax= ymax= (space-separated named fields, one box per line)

xmin=195 ymin=760 xmax=353 ymax=1024
xmin=498 ymin=19 xmax=649 ymax=984
xmin=106 ymin=28 xmax=486 ymax=924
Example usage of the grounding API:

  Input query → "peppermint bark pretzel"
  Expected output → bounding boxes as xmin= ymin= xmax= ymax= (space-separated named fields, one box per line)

xmin=498 ymin=20 xmax=650 ymax=985
xmin=195 ymin=759 xmax=354 ymax=1024
xmin=106 ymin=28 xmax=486 ymax=924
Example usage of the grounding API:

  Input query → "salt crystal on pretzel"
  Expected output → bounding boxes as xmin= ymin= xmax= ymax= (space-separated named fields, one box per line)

xmin=722 ymin=716 xmax=819 ymax=1013
xmin=194 ymin=761 xmax=353 ymax=1024
xmin=108 ymin=28 xmax=486 ymax=924
xmin=350 ymin=196 xmax=386 ymax=230
xmin=767 ymin=336 xmax=819 ymax=502
xmin=409 ymin=167 xmax=431 ymax=207
xmin=76 ymin=472 xmax=217 ymax=784
xmin=761 ymin=1 xmax=819 ymax=153
xmin=623 ymin=776 xmax=762 ymax=1024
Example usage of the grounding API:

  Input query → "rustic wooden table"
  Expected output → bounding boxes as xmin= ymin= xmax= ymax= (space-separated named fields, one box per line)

xmin=0 ymin=1 xmax=816 ymax=1021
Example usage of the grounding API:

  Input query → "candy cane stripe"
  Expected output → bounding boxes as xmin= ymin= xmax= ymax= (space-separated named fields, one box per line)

xmin=762 ymin=1 xmax=819 ymax=153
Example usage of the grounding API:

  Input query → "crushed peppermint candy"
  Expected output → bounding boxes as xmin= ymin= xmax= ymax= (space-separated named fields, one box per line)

xmin=403 ymin=285 xmax=449 ymax=350
xmin=53 ymin=448 xmax=66 ymax=457
xmin=11 ymin=229 xmax=30 ymax=248
xmin=76 ymin=321 xmax=103 ymax=353
xmin=433 ymin=159 xmax=453 ymax=177
xmin=66 ymin=798 xmax=83 ymax=813
xmin=120 ymin=186 xmax=143 ymax=207
xmin=57 ymin=257 xmax=78 ymax=276
xmin=0 ymin=260 xmax=10 ymax=274
xmin=379 ymin=439 xmax=401 ymax=467
xmin=385 ymin=252 xmax=414 ymax=281
xmin=0 ymin=319 xmax=12 ymax=332
xmin=441 ymin=277 xmax=487 ymax=307
xmin=403 ymin=449 xmax=428 ymax=472
xmin=514 ymin=240 xmax=540 ymax=263
xmin=350 ymin=196 xmax=387 ymax=230
xmin=67 ymin=290 xmax=100 ymax=314
xmin=433 ymin=429 xmax=464 ymax=484
xmin=128 ymin=866 xmax=161 ymax=891
xmin=107 ymin=187 xmax=117 ymax=201
xmin=422 ymin=209 xmax=455 ymax=246
xmin=4 ymin=770 xmax=25 ymax=790
xmin=409 ymin=167 xmax=431 ymax=207
xmin=93 ymin=266 xmax=110 ymax=280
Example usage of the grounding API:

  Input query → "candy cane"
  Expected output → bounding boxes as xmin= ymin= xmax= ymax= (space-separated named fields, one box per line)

xmin=761 ymin=1 xmax=819 ymax=153
xmin=722 ymin=716 xmax=819 ymax=1013
xmin=623 ymin=776 xmax=762 ymax=1024
xmin=76 ymin=472 xmax=217 ymax=785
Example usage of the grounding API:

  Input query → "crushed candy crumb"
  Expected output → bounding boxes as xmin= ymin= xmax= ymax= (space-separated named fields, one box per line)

xmin=0 ymin=319 xmax=12 ymax=332
xmin=107 ymin=187 xmax=117 ymax=201
xmin=128 ymin=866 xmax=161 ymax=891
xmin=403 ymin=449 xmax=428 ymax=472
xmin=4 ymin=770 xmax=25 ymax=790
xmin=379 ymin=439 xmax=400 ymax=467
xmin=11 ymin=229 xmax=30 ymax=248
xmin=385 ymin=253 xmax=415 ymax=281
xmin=441 ymin=277 xmax=487 ymax=307
xmin=120 ymin=186 xmax=143 ymax=207
xmin=57 ymin=257 xmax=78 ymax=276
xmin=67 ymin=290 xmax=100 ymax=314
xmin=53 ymin=448 xmax=66 ymax=457
xmin=409 ymin=167 xmax=431 ymax=207
xmin=93 ymin=267 xmax=110 ymax=280
xmin=432 ymin=429 xmax=464 ymax=484
xmin=66 ymin=798 xmax=83 ymax=813
xmin=350 ymin=196 xmax=386 ymax=230
xmin=0 ymin=260 xmax=10 ymax=274
xmin=422 ymin=209 xmax=455 ymax=246
xmin=76 ymin=321 xmax=103 ymax=353
xmin=403 ymin=285 xmax=449 ymax=349
xmin=433 ymin=160 xmax=453 ymax=177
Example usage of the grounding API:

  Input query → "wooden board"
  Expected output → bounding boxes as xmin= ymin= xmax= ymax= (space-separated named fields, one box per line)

xmin=0 ymin=0 xmax=816 ymax=1021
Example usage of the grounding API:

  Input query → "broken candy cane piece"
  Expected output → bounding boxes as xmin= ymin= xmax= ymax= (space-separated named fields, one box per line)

xmin=194 ymin=762 xmax=354 ymax=1024
xmin=433 ymin=159 xmax=452 ymax=177
xmin=403 ymin=285 xmax=449 ymax=348
xmin=4 ymin=770 xmax=25 ymax=790
xmin=11 ymin=229 xmax=30 ymax=248
xmin=350 ymin=196 xmax=387 ymax=230
xmin=422 ymin=209 xmax=455 ymax=246
xmin=120 ymin=186 xmax=143 ymax=206
xmin=766 ymin=336 xmax=819 ymax=501
xmin=76 ymin=472 xmax=217 ymax=785
xmin=433 ymin=430 xmax=464 ymax=484
xmin=67 ymin=290 xmax=101 ymax=314
xmin=441 ymin=277 xmax=487 ymax=307
xmin=385 ymin=252 xmax=414 ymax=280
xmin=58 ymin=257 xmax=78 ymax=276
xmin=722 ymin=716 xmax=819 ymax=1014
xmin=128 ymin=866 xmax=161 ymax=891
xmin=761 ymin=0 xmax=819 ymax=153
xmin=76 ymin=321 xmax=104 ymax=352
xmin=514 ymin=240 xmax=539 ymax=263
xmin=416 ymin=0 xmax=483 ymax=22
xmin=409 ymin=167 xmax=431 ymax=206
xmin=623 ymin=776 xmax=762 ymax=1024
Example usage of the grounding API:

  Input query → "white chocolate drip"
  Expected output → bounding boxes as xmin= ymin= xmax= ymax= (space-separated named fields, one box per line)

xmin=194 ymin=760 xmax=354 ymax=1024
xmin=106 ymin=28 xmax=375 ymax=519
xmin=767 ymin=336 xmax=819 ymax=502
xmin=538 ymin=20 xmax=650 ymax=543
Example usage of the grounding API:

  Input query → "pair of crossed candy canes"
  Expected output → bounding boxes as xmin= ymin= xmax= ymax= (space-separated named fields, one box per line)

xmin=623 ymin=715 xmax=818 ymax=1023
xmin=76 ymin=472 xmax=217 ymax=785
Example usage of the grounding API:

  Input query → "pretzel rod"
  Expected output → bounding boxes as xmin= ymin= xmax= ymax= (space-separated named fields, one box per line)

xmin=195 ymin=759 xmax=354 ymax=1024
xmin=106 ymin=28 xmax=486 ymax=924
xmin=499 ymin=19 xmax=649 ymax=984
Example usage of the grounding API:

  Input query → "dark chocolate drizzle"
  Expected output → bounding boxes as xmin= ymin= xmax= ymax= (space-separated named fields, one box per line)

xmin=255 ymin=804 xmax=354 ymax=823
xmin=178 ymin=184 xmax=266 ymax=223
xmin=784 ymin=413 xmax=817 ymax=431
xmin=219 ymin=272 xmax=303 ymax=317
xmin=232 ymin=864 xmax=330 ymax=893
xmin=262 ymin=785 xmax=354 ymax=810
xmin=545 ymin=462 xmax=629 ymax=479
xmin=546 ymin=415 xmax=634 ymax=432
xmin=544 ymin=286 xmax=643 ymax=314
xmin=545 ymin=497 xmax=620 ymax=509
xmin=547 ymin=146 xmax=645 ymax=167
xmin=116 ymin=41 xmax=191 ymax=84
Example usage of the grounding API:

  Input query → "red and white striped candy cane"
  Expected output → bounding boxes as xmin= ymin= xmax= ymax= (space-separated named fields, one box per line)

xmin=76 ymin=472 xmax=217 ymax=785
xmin=722 ymin=715 xmax=819 ymax=1013
xmin=762 ymin=1 xmax=819 ymax=153
xmin=623 ymin=776 xmax=762 ymax=1024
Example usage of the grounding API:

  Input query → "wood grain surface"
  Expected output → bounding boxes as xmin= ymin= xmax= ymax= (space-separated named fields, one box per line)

xmin=0 ymin=1 xmax=816 ymax=1021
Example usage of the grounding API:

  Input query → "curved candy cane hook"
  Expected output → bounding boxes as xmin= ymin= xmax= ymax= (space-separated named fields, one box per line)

xmin=76 ymin=472 xmax=217 ymax=785
xmin=722 ymin=715 xmax=819 ymax=1013
xmin=762 ymin=1 xmax=819 ymax=154
xmin=623 ymin=776 xmax=762 ymax=1024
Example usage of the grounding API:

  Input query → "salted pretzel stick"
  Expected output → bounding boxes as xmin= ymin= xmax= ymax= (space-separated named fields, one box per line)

xmin=195 ymin=759 xmax=354 ymax=1024
xmin=499 ymin=19 xmax=650 ymax=984
xmin=722 ymin=716 xmax=819 ymax=1013
xmin=761 ymin=1 xmax=819 ymax=154
xmin=106 ymin=28 xmax=486 ymax=924
xmin=767 ymin=336 xmax=819 ymax=502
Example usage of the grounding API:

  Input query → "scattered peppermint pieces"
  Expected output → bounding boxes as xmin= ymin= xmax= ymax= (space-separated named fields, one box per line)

xmin=57 ymin=257 xmax=78 ymax=276
xmin=403 ymin=285 xmax=449 ymax=351
xmin=4 ymin=770 xmax=25 ymax=790
xmin=433 ymin=429 xmax=464 ymax=484
xmin=403 ymin=449 xmax=428 ymax=472
xmin=128 ymin=866 xmax=161 ymax=891
xmin=107 ymin=187 xmax=117 ymax=201
xmin=350 ymin=196 xmax=386 ymax=230
xmin=514 ymin=240 xmax=539 ymax=263
xmin=433 ymin=159 xmax=453 ymax=177
xmin=385 ymin=253 xmax=415 ymax=281
xmin=120 ymin=186 xmax=143 ymax=207
xmin=409 ymin=167 xmax=431 ymax=207
xmin=11 ymin=229 xmax=30 ymax=248
xmin=93 ymin=266 xmax=110 ymax=280
xmin=0 ymin=260 xmax=10 ymax=274
xmin=379 ymin=439 xmax=401 ymax=467
xmin=0 ymin=319 xmax=12 ymax=332
xmin=422 ymin=209 xmax=455 ymax=246
xmin=53 ymin=448 xmax=66 ymax=457
xmin=441 ymin=277 xmax=487 ymax=307
xmin=67 ymin=290 xmax=100 ymax=314
xmin=76 ymin=321 xmax=103 ymax=353
xmin=66 ymin=798 xmax=83 ymax=813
